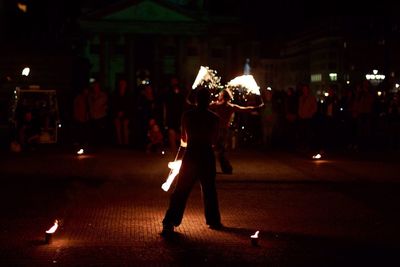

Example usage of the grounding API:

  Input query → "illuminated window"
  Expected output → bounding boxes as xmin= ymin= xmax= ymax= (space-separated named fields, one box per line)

xmin=329 ymin=73 xmax=337 ymax=81
xmin=311 ymin=74 xmax=322 ymax=82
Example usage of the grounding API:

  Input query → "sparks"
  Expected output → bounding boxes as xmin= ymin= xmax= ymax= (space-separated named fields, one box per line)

xmin=227 ymin=75 xmax=260 ymax=95
xmin=192 ymin=66 xmax=221 ymax=90
xmin=161 ymin=160 xmax=182 ymax=192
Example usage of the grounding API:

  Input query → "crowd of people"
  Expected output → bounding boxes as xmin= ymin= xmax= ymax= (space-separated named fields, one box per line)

xmin=71 ymin=77 xmax=187 ymax=154
xmin=11 ymin=73 xmax=399 ymax=156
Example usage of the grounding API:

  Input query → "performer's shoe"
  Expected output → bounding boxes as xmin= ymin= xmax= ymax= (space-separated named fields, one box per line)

xmin=208 ymin=223 xmax=224 ymax=230
xmin=160 ymin=223 xmax=174 ymax=237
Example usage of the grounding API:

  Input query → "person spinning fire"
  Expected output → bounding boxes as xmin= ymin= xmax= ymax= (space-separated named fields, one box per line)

xmin=210 ymin=89 xmax=263 ymax=174
xmin=161 ymin=87 xmax=222 ymax=236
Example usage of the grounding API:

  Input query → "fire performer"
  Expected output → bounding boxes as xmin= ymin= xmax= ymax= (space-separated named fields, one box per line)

xmin=161 ymin=87 xmax=222 ymax=236
xmin=210 ymin=89 xmax=263 ymax=174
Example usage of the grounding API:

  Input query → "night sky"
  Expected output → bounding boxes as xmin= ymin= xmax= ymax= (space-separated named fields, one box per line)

xmin=3 ymin=0 xmax=400 ymax=44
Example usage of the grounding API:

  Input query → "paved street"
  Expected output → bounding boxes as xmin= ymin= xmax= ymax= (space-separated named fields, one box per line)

xmin=0 ymin=147 xmax=399 ymax=266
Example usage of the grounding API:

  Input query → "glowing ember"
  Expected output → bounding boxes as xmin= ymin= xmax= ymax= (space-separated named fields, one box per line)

xmin=227 ymin=75 xmax=260 ymax=95
xmin=22 ymin=67 xmax=30 ymax=76
xmin=161 ymin=160 xmax=182 ymax=192
xmin=77 ymin=148 xmax=84 ymax=155
xmin=251 ymin=231 xmax=259 ymax=239
xmin=46 ymin=220 xmax=58 ymax=234
xmin=312 ymin=153 xmax=322 ymax=159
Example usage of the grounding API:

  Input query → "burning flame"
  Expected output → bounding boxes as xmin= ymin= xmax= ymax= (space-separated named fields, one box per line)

xmin=161 ymin=160 xmax=182 ymax=192
xmin=22 ymin=67 xmax=30 ymax=77
xmin=46 ymin=220 xmax=58 ymax=234
xmin=251 ymin=230 xmax=259 ymax=238
xmin=312 ymin=153 xmax=322 ymax=159
xmin=77 ymin=148 xmax=84 ymax=155
xmin=192 ymin=66 xmax=209 ymax=89
xmin=227 ymin=75 xmax=260 ymax=95
xmin=192 ymin=66 xmax=221 ymax=90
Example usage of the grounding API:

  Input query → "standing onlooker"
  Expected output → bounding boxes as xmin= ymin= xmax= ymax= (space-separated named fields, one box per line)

xmin=260 ymin=88 xmax=275 ymax=149
xmin=298 ymin=84 xmax=317 ymax=151
xmin=73 ymin=87 xmax=90 ymax=149
xmin=111 ymin=79 xmax=132 ymax=146
xmin=136 ymin=84 xmax=156 ymax=148
xmin=283 ymin=87 xmax=298 ymax=150
xmin=162 ymin=77 xmax=185 ymax=154
xmin=88 ymin=81 xmax=108 ymax=146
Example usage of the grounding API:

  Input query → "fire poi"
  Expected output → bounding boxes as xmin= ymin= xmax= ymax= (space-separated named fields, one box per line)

xmin=45 ymin=219 xmax=59 ymax=244
xmin=161 ymin=141 xmax=186 ymax=192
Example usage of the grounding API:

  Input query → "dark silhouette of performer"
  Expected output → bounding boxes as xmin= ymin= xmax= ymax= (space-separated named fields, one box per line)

xmin=162 ymin=87 xmax=222 ymax=236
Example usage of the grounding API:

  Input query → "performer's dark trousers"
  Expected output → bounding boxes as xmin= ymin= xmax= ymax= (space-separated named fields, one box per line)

xmin=163 ymin=145 xmax=221 ymax=227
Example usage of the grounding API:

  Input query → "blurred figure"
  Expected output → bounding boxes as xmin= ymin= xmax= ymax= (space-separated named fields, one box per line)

xmin=353 ymin=81 xmax=373 ymax=151
xmin=73 ymin=87 xmax=90 ymax=149
xmin=162 ymin=77 xmax=185 ymax=154
xmin=211 ymin=89 xmax=262 ymax=174
xmin=136 ymin=84 xmax=156 ymax=148
xmin=260 ymin=88 xmax=275 ymax=148
xmin=18 ymin=110 xmax=40 ymax=150
xmin=111 ymin=79 xmax=132 ymax=146
xmin=88 ymin=81 xmax=108 ymax=146
xmin=146 ymin=118 xmax=164 ymax=153
xmin=283 ymin=87 xmax=298 ymax=150
xmin=298 ymin=84 xmax=317 ymax=151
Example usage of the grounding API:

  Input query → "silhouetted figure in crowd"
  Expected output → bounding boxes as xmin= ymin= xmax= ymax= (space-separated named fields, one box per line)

xmin=88 ymin=81 xmax=108 ymax=146
xmin=283 ymin=87 xmax=298 ymax=150
xmin=111 ymin=79 xmax=132 ymax=146
xmin=260 ymin=88 xmax=275 ymax=148
xmin=73 ymin=87 xmax=90 ymax=149
xmin=18 ymin=110 xmax=40 ymax=150
xmin=136 ymin=84 xmax=156 ymax=148
xmin=162 ymin=77 xmax=185 ymax=154
xmin=298 ymin=84 xmax=317 ymax=151
xmin=162 ymin=87 xmax=222 ymax=236
xmin=146 ymin=118 xmax=164 ymax=153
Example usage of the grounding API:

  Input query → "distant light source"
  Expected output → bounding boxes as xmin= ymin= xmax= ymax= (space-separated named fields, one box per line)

xmin=377 ymin=91 xmax=382 ymax=97
xmin=329 ymin=73 xmax=337 ymax=81
xmin=22 ymin=67 xmax=30 ymax=76
xmin=267 ymin=86 xmax=272 ymax=91
xmin=58 ymin=123 xmax=62 ymax=128
xmin=346 ymin=81 xmax=350 ymax=85
xmin=17 ymin=2 xmax=28 ymax=13
xmin=396 ymin=83 xmax=400 ymax=89
xmin=366 ymin=70 xmax=385 ymax=85
xmin=324 ymin=92 xmax=329 ymax=97
xmin=312 ymin=153 xmax=322 ymax=159
xmin=77 ymin=148 xmax=84 ymax=155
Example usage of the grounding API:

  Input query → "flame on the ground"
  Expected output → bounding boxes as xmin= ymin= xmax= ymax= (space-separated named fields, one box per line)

xmin=312 ymin=153 xmax=322 ymax=159
xmin=227 ymin=75 xmax=260 ymax=95
xmin=251 ymin=230 xmax=259 ymax=238
xmin=22 ymin=67 xmax=30 ymax=76
xmin=161 ymin=160 xmax=182 ymax=192
xmin=46 ymin=220 xmax=59 ymax=234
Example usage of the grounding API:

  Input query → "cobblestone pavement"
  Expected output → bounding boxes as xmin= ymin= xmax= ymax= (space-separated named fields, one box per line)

xmin=0 ymin=147 xmax=399 ymax=266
